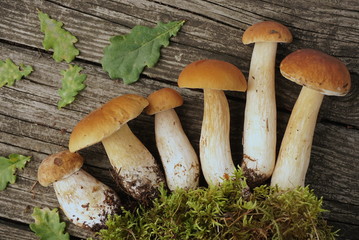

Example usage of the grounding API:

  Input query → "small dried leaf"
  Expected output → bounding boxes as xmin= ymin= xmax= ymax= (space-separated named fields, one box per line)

xmin=0 ymin=59 xmax=33 ymax=87
xmin=57 ymin=64 xmax=87 ymax=109
xmin=38 ymin=10 xmax=80 ymax=63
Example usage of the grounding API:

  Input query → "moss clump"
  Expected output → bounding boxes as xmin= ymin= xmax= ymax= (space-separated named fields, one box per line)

xmin=94 ymin=169 xmax=337 ymax=239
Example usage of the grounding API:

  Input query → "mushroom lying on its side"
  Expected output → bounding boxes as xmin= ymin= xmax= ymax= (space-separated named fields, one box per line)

xmin=178 ymin=59 xmax=247 ymax=185
xmin=69 ymin=94 xmax=165 ymax=204
xmin=37 ymin=150 xmax=120 ymax=231
xmin=146 ymin=88 xmax=200 ymax=190
xmin=271 ymin=49 xmax=351 ymax=189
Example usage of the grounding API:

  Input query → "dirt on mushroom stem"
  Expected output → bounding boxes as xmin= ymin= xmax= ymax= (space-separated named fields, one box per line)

xmin=241 ymin=159 xmax=268 ymax=188
xmin=115 ymin=165 xmax=165 ymax=206
xmin=84 ymin=189 xmax=121 ymax=232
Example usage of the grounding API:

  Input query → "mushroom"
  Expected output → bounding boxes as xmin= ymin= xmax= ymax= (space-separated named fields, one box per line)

xmin=270 ymin=49 xmax=351 ymax=189
xmin=178 ymin=59 xmax=247 ymax=185
xmin=69 ymin=94 xmax=165 ymax=203
xmin=241 ymin=21 xmax=292 ymax=186
xmin=145 ymin=87 xmax=200 ymax=190
xmin=37 ymin=150 xmax=120 ymax=231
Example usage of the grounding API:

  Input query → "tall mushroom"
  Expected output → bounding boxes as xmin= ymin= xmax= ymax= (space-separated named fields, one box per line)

xmin=271 ymin=49 xmax=351 ymax=189
xmin=145 ymin=87 xmax=200 ymax=190
xmin=241 ymin=21 xmax=292 ymax=186
xmin=37 ymin=150 xmax=120 ymax=231
xmin=69 ymin=94 xmax=165 ymax=203
xmin=178 ymin=59 xmax=247 ymax=185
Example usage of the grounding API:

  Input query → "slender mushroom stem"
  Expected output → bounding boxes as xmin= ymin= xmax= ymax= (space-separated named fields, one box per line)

xmin=201 ymin=88 xmax=234 ymax=185
xmin=53 ymin=169 xmax=120 ymax=231
xmin=271 ymin=87 xmax=324 ymax=189
xmin=242 ymin=42 xmax=277 ymax=185
xmin=102 ymin=123 xmax=164 ymax=201
xmin=155 ymin=109 xmax=200 ymax=190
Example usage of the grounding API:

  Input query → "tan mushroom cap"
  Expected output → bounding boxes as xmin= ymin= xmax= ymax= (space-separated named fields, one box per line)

xmin=280 ymin=49 xmax=351 ymax=96
xmin=145 ymin=88 xmax=183 ymax=115
xmin=38 ymin=150 xmax=84 ymax=187
xmin=69 ymin=94 xmax=149 ymax=152
xmin=242 ymin=21 xmax=293 ymax=44
xmin=178 ymin=59 xmax=247 ymax=91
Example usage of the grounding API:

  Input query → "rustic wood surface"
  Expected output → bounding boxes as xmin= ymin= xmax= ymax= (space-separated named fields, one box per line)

xmin=0 ymin=0 xmax=358 ymax=239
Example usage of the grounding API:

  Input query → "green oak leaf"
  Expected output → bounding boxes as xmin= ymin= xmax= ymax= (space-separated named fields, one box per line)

xmin=58 ymin=65 xmax=87 ymax=109
xmin=38 ymin=10 xmax=80 ymax=63
xmin=101 ymin=20 xmax=185 ymax=84
xmin=0 ymin=154 xmax=31 ymax=191
xmin=0 ymin=59 xmax=33 ymax=87
xmin=30 ymin=207 xmax=70 ymax=240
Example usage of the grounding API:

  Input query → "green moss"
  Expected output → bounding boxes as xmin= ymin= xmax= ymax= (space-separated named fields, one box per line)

xmin=93 ymin=169 xmax=337 ymax=240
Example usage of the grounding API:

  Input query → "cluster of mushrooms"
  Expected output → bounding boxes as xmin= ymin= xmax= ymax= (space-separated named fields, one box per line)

xmin=37 ymin=21 xmax=351 ymax=231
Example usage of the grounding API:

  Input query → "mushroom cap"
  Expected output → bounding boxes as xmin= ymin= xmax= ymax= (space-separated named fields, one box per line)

xmin=242 ymin=21 xmax=292 ymax=44
xmin=69 ymin=94 xmax=149 ymax=152
xmin=178 ymin=59 xmax=247 ymax=91
xmin=38 ymin=150 xmax=84 ymax=187
xmin=280 ymin=49 xmax=351 ymax=96
xmin=145 ymin=88 xmax=184 ymax=115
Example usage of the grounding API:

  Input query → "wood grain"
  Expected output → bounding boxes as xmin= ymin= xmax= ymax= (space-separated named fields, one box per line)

xmin=0 ymin=0 xmax=358 ymax=126
xmin=0 ymin=0 xmax=358 ymax=239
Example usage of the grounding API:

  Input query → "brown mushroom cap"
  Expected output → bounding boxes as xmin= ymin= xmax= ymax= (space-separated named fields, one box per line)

xmin=280 ymin=49 xmax=351 ymax=96
xmin=178 ymin=59 xmax=247 ymax=91
xmin=242 ymin=21 xmax=292 ymax=44
xmin=69 ymin=94 xmax=149 ymax=152
xmin=38 ymin=150 xmax=84 ymax=187
xmin=145 ymin=88 xmax=184 ymax=115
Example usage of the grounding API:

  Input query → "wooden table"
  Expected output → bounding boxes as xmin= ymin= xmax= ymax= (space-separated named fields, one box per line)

xmin=0 ymin=0 xmax=358 ymax=239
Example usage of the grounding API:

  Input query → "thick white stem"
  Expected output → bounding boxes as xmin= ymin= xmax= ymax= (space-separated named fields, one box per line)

xmin=200 ymin=89 xmax=235 ymax=185
xmin=271 ymin=87 xmax=324 ymax=189
xmin=102 ymin=124 xmax=164 ymax=202
xmin=242 ymin=42 xmax=277 ymax=185
xmin=155 ymin=109 xmax=200 ymax=190
xmin=53 ymin=169 xmax=120 ymax=231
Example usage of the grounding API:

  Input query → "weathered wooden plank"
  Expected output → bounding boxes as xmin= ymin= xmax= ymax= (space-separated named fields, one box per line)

xmin=1 ymin=0 xmax=358 ymax=239
xmin=2 ymin=108 xmax=358 ymax=207
xmin=0 ymin=44 xmax=358 ymax=239
xmin=0 ymin=0 xmax=358 ymax=127
xmin=0 ymin=123 xmax=358 ymax=239
xmin=0 ymin=175 xmax=94 ymax=239
xmin=0 ymin=37 xmax=357 ymax=202
xmin=327 ymin=220 xmax=359 ymax=240
xmin=1 ymin=131 xmax=358 ymax=238
xmin=0 ymin=218 xmax=41 ymax=240
xmin=0 ymin=219 xmax=83 ymax=240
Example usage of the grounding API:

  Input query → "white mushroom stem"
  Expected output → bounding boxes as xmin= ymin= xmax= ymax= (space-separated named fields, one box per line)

xmin=155 ymin=108 xmax=200 ymax=190
xmin=242 ymin=42 xmax=277 ymax=185
xmin=53 ymin=169 xmax=120 ymax=231
xmin=271 ymin=87 xmax=324 ymax=189
xmin=102 ymin=123 xmax=164 ymax=201
xmin=201 ymin=88 xmax=235 ymax=185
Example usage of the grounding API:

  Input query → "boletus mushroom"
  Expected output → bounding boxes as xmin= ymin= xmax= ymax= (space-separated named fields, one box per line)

xmin=37 ymin=150 xmax=120 ymax=231
xmin=69 ymin=94 xmax=165 ymax=203
xmin=178 ymin=59 xmax=247 ymax=185
xmin=271 ymin=49 xmax=351 ymax=189
xmin=241 ymin=21 xmax=292 ymax=186
xmin=146 ymin=87 xmax=200 ymax=190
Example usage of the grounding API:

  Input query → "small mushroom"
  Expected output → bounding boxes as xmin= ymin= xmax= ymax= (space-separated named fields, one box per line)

xmin=271 ymin=49 xmax=351 ymax=189
xmin=241 ymin=21 xmax=292 ymax=186
xmin=178 ymin=59 xmax=247 ymax=185
xmin=37 ymin=150 xmax=120 ymax=231
xmin=69 ymin=94 xmax=165 ymax=203
xmin=146 ymin=88 xmax=200 ymax=190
